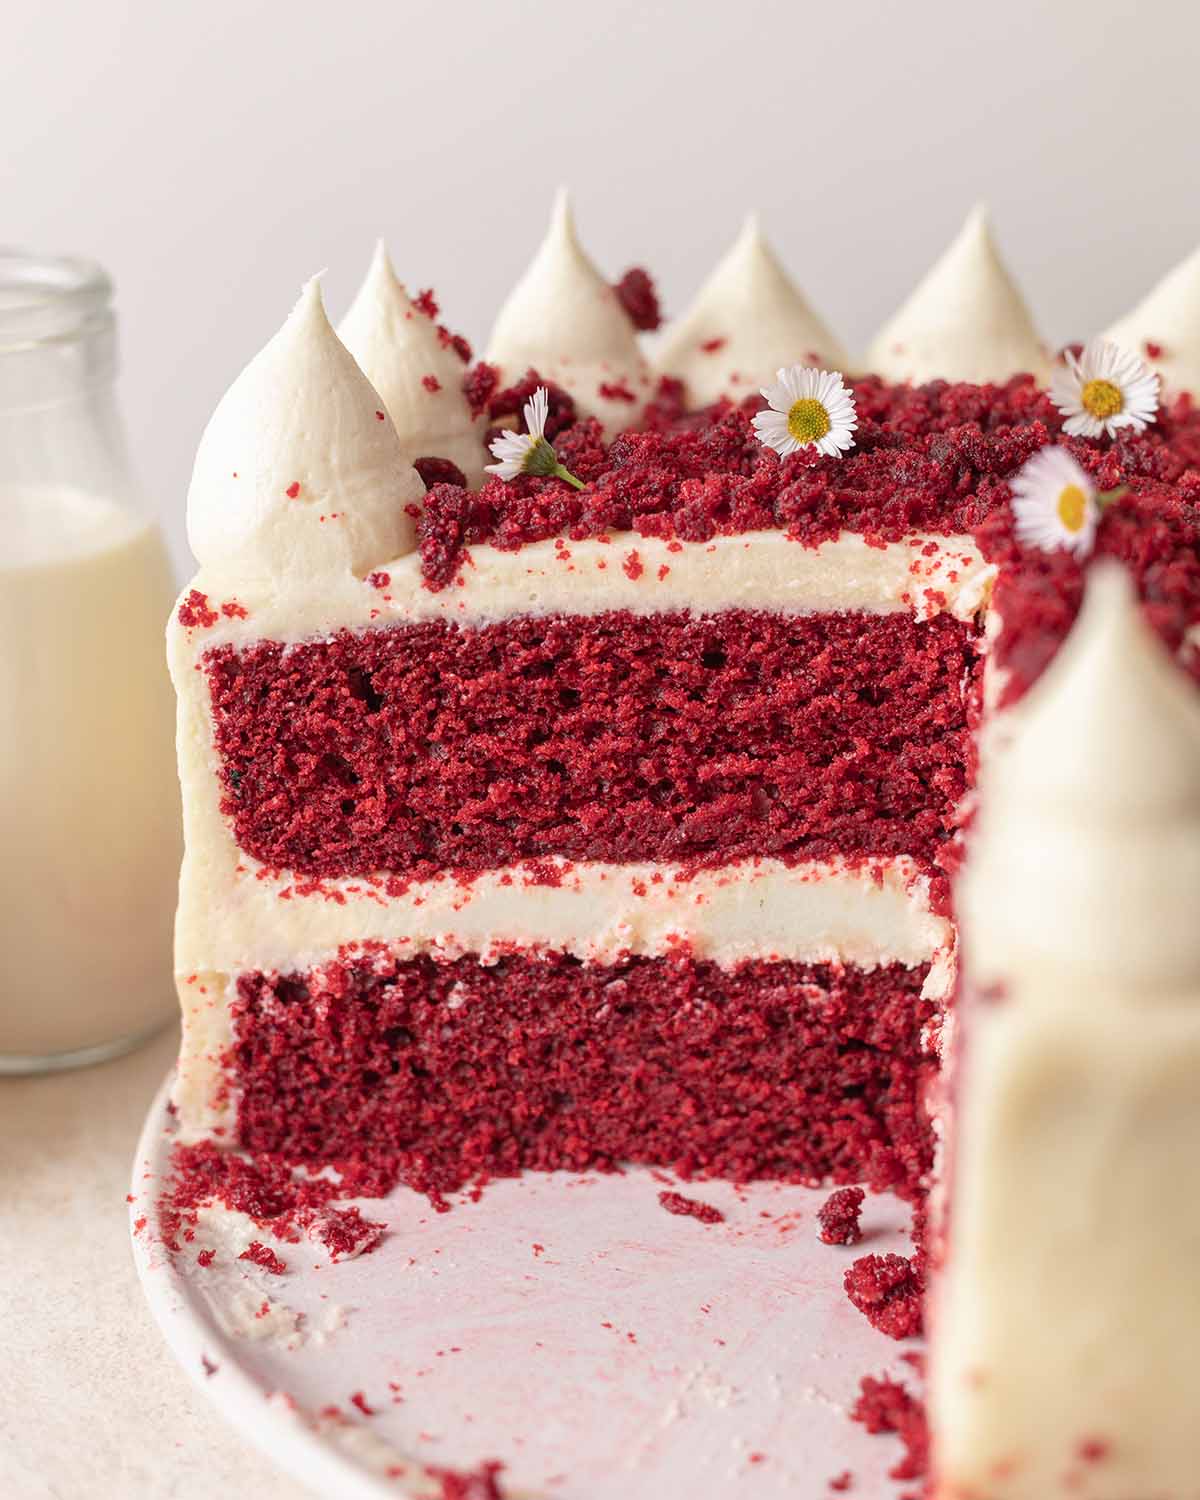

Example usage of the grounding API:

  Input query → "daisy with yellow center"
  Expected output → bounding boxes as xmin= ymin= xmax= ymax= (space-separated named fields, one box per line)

xmin=752 ymin=365 xmax=858 ymax=459
xmin=486 ymin=386 xmax=584 ymax=489
xmin=1050 ymin=339 xmax=1160 ymax=439
xmin=1010 ymin=447 xmax=1100 ymax=558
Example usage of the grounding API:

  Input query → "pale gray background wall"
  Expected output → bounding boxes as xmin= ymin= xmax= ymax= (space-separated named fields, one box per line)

xmin=4 ymin=0 xmax=1197 ymax=577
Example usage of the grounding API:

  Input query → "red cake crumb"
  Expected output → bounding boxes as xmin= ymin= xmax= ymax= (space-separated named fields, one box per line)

xmin=850 ymin=1374 xmax=929 ymax=1484
xmin=220 ymin=600 xmax=248 ymax=620
xmin=368 ymin=571 xmax=390 ymax=590
xmin=349 ymin=1390 xmax=375 ymax=1417
xmin=613 ymin=266 xmax=662 ymax=331
xmin=239 ymin=1241 xmax=288 ymax=1275
xmin=196 ymin=1248 xmax=215 ymax=1267
xmin=285 ymin=481 xmax=300 ymax=499
xmin=700 ymin=336 xmax=727 ymax=353
xmin=230 ymin=952 xmax=935 ymax=1201
xmin=206 ymin=609 xmax=978 ymax=887
xmin=422 ymin=374 xmax=442 ymax=393
xmin=828 ymin=1473 xmax=854 ymax=1493
xmin=424 ymin=1461 xmax=507 ymax=1499
xmin=484 ymin=369 xmax=577 ymax=440
xmin=1145 ymin=340 xmax=1164 ymax=359
xmin=201 ymin=1355 xmax=218 ymax=1377
xmin=463 ymin=362 xmax=500 ymax=418
xmin=414 ymin=456 xmax=468 ymax=491
xmin=598 ymin=379 xmax=638 ymax=403
xmin=621 ymin=548 xmax=643 ymax=579
xmin=844 ymin=1253 xmax=925 ymax=1340
xmin=818 ymin=1186 xmax=865 ymax=1245
xmin=658 ymin=1190 xmax=725 ymax=1224
xmin=1078 ymin=1437 xmax=1111 ymax=1464
xmin=177 ymin=589 xmax=219 ymax=629
xmin=157 ymin=1139 xmax=389 ymax=1255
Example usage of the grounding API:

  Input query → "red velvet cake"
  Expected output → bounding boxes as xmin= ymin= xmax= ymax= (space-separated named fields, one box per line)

xmin=167 ymin=203 xmax=1200 ymax=1499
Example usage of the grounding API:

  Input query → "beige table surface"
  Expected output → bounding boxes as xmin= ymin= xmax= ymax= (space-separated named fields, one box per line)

xmin=0 ymin=1023 xmax=311 ymax=1500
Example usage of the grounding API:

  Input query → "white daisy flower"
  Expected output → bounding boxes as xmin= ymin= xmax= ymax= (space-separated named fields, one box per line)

xmin=486 ymin=386 xmax=583 ymax=489
xmin=752 ymin=366 xmax=858 ymax=459
xmin=1010 ymin=446 xmax=1099 ymax=558
xmin=1050 ymin=339 xmax=1160 ymax=439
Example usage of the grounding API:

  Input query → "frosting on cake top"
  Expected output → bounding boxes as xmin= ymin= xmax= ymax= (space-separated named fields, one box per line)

xmin=653 ymin=214 xmax=850 ymax=405
xmin=485 ymin=189 xmax=652 ymax=434
xmin=338 ymin=242 xmax=486 ymax=488
xmin=866 ymin=205 xmax=1051 ymax=386
xmin=188 ymin=277 xmax=423 ymax=580
xmin=1105 ymin=243 xmax=1200 ymax=397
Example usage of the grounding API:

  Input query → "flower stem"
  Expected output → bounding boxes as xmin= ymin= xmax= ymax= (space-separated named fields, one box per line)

xmin=554 ymin=463 xmax=585 ymax=491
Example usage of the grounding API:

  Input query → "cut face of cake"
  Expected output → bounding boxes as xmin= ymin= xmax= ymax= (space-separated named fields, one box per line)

xmin=168 ymin=218 xmax=1200 ymax=1497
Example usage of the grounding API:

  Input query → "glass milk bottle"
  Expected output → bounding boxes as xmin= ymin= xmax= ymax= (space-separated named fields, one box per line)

xmin=0 ymin=251 xmax=180 ymax=1070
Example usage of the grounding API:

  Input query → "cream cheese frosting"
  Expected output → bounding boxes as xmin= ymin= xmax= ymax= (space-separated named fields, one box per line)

xmin=338 ymin=242 xmax=487 ymax=487
xmin=1104 ymin=243 xmax=1200 ymax=396
xmin=654 ymin=214 xmax=850 ymax=406
xmin=485 ymin=189 xmax=652 ymax=434
xmin=931 ymin=565 xmax=1200 ymax=1499
xmin=865 ymin=205 xmax=1051 ymax=386
xmin=173 ymin=529 xmax=995 ymax=650
xmin=187 ymin=277 xmax=423 ymax=581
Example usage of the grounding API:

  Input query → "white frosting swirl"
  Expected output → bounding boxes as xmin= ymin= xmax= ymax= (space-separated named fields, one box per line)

xmin=338 ymin=242 xmax=487 ymax=488
xmin=866 ymin=205 xmax=1051 ymax=386
xmin=963 ymin=563 xmax=1200 ymax=990
xmin=1104 ymin=244 xmax=1200 ymax=396
xmin=654 ymin=214 xmax=849 ymax=406
xmin=187 ymin=277 xmax=422 ymax=580
xmin=485 ymin=188 xmax=651 ymax=434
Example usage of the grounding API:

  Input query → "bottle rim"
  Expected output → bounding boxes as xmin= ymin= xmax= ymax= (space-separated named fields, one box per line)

xmin=0 ymin=249 xmax=114 ymax=352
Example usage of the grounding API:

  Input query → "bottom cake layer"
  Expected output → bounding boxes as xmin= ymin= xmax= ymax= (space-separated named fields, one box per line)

xmin=227 ymin=951 xmax=939 ymax=1201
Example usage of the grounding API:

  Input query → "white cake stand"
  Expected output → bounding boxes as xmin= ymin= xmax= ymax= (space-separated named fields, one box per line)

xmin=131 ymin=1073 xmax=921 ymax=1498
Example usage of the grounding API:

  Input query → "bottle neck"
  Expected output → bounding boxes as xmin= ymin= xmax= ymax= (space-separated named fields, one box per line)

xmin=0 ymin=250 xmax=143 ymax=516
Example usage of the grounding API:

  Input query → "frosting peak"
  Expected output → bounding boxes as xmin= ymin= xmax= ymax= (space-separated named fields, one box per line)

xmin=485 ymin=189 xmax=651 ymax=434
xmin=1104 ymin=243 xmax=1200 ymax=396
xmin=188 ymin=278 xmax=422 ymax=580
xmin=963 ymin=563 xmax=1200 ymax=990
xmin=338 ymin=242 xmax=486 ymax=487
xmin=654 ymin=214 xmax=849 ymax=406
xmin=866 ymin=205 xmax=1051 ymax=386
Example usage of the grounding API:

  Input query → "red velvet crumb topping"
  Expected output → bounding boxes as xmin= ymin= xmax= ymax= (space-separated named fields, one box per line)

xmin=424 ymin=1461 xmax=507 ymax=1500
xmin=613 ymin=267 xmax=662 ymax=331
xmin=414 ymin=456 xmax=468 ymax=491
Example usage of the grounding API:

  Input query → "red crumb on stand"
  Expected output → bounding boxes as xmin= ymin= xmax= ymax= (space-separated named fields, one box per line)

xmin=828 ymin=1473 xmax=854 ymax=1492
xmin=658 ymin=1190 xmax=725 ymax=1224
xmin=157 ymin=1140 xmax=389 ymax=1255
xmin=851 ymin=1373 xmax=929 ymax=1484
xmin=238 ymin=1241 xmax=288 ymax=1275
xmin=423 ymin=1460 xmax=507 ymax=1499
xmin=349 ymin=1390 xmax=376 ymax=1417
xmin=818 ymin=1186 xmax=865 ymax=1245
xmin=844 ymin=1253 xmax=925 ymax=1340
xmin=229 ymin=952 xmax=935 ymax=1202
xmin=613 ymin=267 xmax=662 ymax=331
